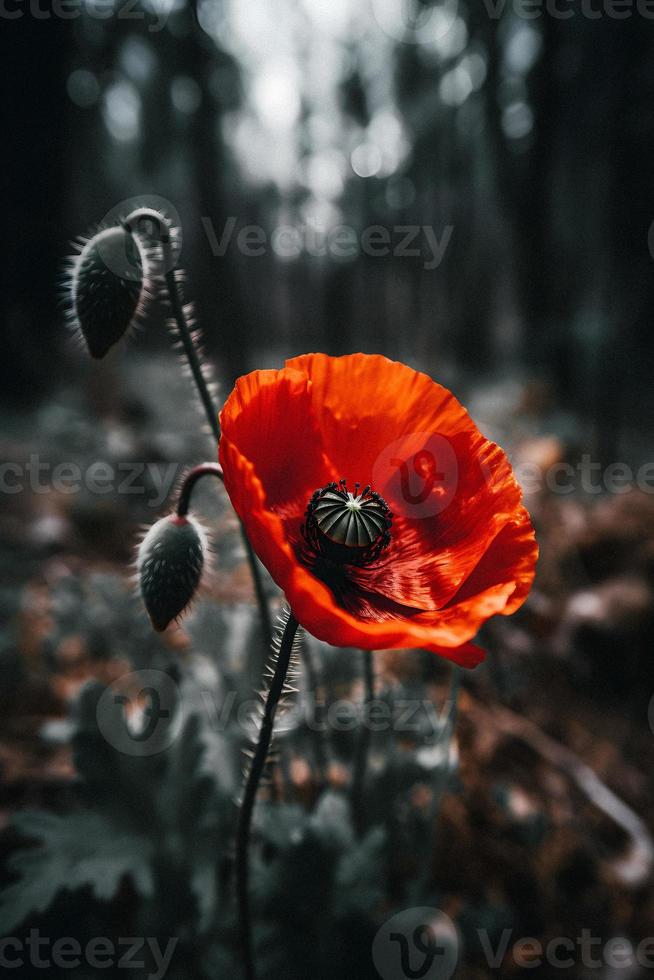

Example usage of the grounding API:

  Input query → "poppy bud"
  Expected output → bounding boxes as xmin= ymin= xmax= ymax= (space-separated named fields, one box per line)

xmin=137 ymin=513 xmax=207 ymax=631
xmin=68 ymin=225 xmax=148 ymax=359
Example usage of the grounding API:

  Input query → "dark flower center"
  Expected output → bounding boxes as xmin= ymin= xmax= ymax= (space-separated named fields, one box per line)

xmin=302 ymin=479 xmax=392 ymax=567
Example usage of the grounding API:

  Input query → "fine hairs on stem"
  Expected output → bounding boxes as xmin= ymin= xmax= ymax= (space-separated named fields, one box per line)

xmin=236 ymin=611 xmax=301 ymax=980
xmin=176 ymin=463 xmax=225 ymax=518
xmin=123 ymin=207 xmax=272 ymax=646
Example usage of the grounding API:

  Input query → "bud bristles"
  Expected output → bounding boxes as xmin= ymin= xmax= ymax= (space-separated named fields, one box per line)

xmin=137 ymin=512 xmax=208 ymax=631
xmin=64 ymin=225 xmax=151 ymax=359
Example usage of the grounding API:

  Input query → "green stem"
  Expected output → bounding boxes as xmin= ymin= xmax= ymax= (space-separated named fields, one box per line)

xmin=236 ymin=613 xmax=299 ymax=980
xmin=164 ymin=265 xmax=221 ymax=443
xmin=351 ymin=649 xmax=375 ymax=834
xmin=124 ymin=208 xmax=272 ymax=645
xmin=176 ymin=463 xmax=224 ymax=517
xmin=299 ymin=643 xmax=329 ymax=790
xmin=417 ymin=664 xmax=461 ymax=898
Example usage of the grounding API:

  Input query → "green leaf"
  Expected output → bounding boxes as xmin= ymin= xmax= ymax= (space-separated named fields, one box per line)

xmin=0 ymin=810 xmax=154 ymax=933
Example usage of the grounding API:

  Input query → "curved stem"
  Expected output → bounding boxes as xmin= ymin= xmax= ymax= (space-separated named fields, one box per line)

xmin=125 ymin=208 xmax=218 ymax=438
xmin=351 ymin=649 xmax=375 ymax=835
xmin=124 ymin=208 xmax=272 ymax=645
xmin=176 ymin=463 xmax=224 ymax=517
xmin=236 ymin=613 xmax=299 ymax=980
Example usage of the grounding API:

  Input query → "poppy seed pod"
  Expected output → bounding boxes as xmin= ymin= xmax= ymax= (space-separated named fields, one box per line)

xmin=137 ymin=513 xmax=207 ymax=631
xmin=68 ymin=225 xmax=148 ymax=359
xmin=303 ymin=480 xmax=393 ymax=565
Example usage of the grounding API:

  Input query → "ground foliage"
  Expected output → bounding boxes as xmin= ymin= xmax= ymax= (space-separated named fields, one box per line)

xmin=1 ymin=359 xmax=653 ymax=980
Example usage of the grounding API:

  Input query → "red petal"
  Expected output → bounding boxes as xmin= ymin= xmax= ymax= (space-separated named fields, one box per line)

xmin=219 ymin=367 xmax=335 ymax=520
xmin=286 ymin=353 xmax=470 ymax=481
xmin=443 ymin=505 xmax=538 ymax=617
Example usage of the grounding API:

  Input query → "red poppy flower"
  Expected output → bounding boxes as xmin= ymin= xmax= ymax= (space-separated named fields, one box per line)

xmin=219 ymin=354 xmax=537 ymax=667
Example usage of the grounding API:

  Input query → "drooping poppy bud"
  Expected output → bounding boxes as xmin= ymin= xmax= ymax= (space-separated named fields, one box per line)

xmin=67 ymin=225 xmax=148 ymax=359
xmin=137 ymin=513 xmax=207 ymax=631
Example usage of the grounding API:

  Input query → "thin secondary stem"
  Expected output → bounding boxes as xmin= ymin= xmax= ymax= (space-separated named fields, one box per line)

xmin=447 ymin=665 xmax=461 ymax=733
xmin=236 ymin=612 xmax=299 ymax=980
xmin=416 ymin=664 xmax=461 ymax=899
xmin=351 ymin=648 xmax=375 ymax=834
xmin=299 ymin=644 xmax=329 ymax=790
xmin=124 ymin=208 xmax=272 ymax=645
xmin=239 ymin=539 xmax=273 ymax=649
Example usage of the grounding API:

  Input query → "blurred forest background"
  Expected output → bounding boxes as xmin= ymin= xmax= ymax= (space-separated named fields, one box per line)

xmin=4 ymin=0 xmax=654 ymax=461
xmin=2 ymin=1 xmax=654 ymax=978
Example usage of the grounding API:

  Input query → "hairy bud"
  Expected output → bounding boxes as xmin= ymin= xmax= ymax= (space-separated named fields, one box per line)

xmin=137 ymin=513 xmax=207 ymax=631
xmin=67 ymin=225 xmax=148 ymax=359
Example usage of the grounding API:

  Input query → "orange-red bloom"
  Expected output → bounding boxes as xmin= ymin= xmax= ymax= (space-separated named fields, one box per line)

xmin=219 ymin=354 xmax=537 ymax=667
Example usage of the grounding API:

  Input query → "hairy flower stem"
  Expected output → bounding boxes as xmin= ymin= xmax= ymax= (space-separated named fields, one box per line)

xmin=165 ymin=265 xmax=221 ymax=443
xmin=351 ymin=649 xmax=375 ymax=835
xmin=236 ymin=612 xmax=300 ymax=980
xmin=123 ymin=208 xmax=271 ymax=645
